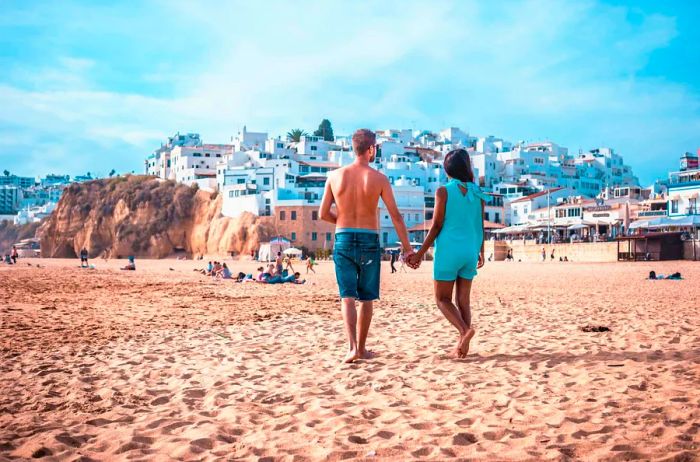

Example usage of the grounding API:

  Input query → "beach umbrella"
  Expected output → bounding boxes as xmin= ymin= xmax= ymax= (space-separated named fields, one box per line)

xmin=283 ymin=247 xmax=302 ymax=256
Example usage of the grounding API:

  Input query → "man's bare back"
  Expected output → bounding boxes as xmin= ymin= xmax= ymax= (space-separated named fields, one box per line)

xmin=326 ymin=164 xmax=386 ymax=229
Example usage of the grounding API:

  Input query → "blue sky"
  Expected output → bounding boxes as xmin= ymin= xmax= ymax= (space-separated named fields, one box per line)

xmin=0 ymin=0 xmax=698 ymax=184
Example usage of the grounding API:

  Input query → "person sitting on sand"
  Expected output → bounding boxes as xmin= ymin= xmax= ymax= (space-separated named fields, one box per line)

xmin=306 ymin=256 xmax=316 ymax=274
xmin=3 ymin=254 xmax=12 ymax=265
xmin=80 ymin=247 xmax=89 ymax=268
xmin=407 ymin=148 xmax=488 ymax=359
xmin=121 ymin=256 xmax=136 ymax=271
xmin=205 ymin=261 xmax=213 ymax=276
xmin=211 ymin=261 xmax=221 ymax=277
xmin=217 ymin=263 xmax=232 ymax=279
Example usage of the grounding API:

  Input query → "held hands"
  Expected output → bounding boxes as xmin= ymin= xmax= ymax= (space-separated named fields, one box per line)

xmin=405 ymin=251 xmax=422 ymax=269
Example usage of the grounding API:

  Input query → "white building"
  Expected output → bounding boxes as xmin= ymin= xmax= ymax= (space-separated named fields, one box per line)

xmin=507 ymin=187 xmax=576 ymax=226
xmin=667 ymin=152 xmax=700 ymax=217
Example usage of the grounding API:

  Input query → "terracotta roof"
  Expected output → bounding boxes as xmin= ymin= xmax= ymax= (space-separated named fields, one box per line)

xmin=297 ymin=160 xmax=340 ymax=169
xmin=509 ymin=188 xmax=565 ymax=204
xmin=408 ymin=219 xmax=505 ymax=232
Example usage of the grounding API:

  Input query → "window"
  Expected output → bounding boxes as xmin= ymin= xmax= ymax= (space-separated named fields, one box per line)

xmin=690 ymin=198 xmax=697 ymax=214
xmin=229 ymin=191 xmax=234 ymax=198
xmin=237 ymin=178 xmax=245 ymax=184
xmin=280 ymin=211 xmax=286 ymax=220
xmin=205 ymin=153 xmax=210 ymax=157
xmin=312 ymin=211 xmax=318 ymax=220
xmin=310 ymin=146 xmax=317 ymax=151
xmin=383 ymin=232 xmax=388 ymax=244
xmin=263 ymin=177 xmax=270 ymax=185
xmin=291 ymin=232 xmax=297 ymax=241
xmin=415 ymin=214 xmax=419 ymax=221
xmin=312 ymin=232 xmax=317 ymax=241
xmin=495 ymin=212 xmax=500 ymax=223
xmin=291 ymin=211 xmax=297 ymax=220
xmin=326 ymin=232 xmax=331 ymax=241
xmin=277 ymin=143 xmax=283 ymax=148
xmin=671 ymin=200 xmax=679 ymax=214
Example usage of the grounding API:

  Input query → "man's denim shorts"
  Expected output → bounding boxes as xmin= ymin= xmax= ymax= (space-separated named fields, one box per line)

xmin=333 ymin=231 xmax=381 ymax=301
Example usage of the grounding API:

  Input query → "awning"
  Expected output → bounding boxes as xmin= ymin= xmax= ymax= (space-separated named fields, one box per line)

xmin=632 ymin=215 xmax=700 ymax=229
xmin=567 ymin=223 xmax=589 ymax=230
xmin=283 ymin=247 xmax=302 ymax=256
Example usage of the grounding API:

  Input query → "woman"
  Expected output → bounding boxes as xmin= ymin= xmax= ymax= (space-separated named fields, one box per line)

xmin=409 ymin=149 xmax=488 ymax=358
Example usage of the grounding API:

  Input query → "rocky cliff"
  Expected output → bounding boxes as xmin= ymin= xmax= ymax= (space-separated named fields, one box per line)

xmin=39 ymin=176 xmax=274 ymax=258
xmin=0 ymin=221 xmax=41 ymax=254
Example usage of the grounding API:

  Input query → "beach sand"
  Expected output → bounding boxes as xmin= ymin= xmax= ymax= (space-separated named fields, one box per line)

xmin=1 ymin=258 xmax=699 ymax=461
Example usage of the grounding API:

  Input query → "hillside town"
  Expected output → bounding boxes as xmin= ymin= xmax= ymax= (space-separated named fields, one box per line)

xmin=0 ymin=173 xmax=99 ymax=225
xmin=144 ymin=123 xmax=700 ymax=253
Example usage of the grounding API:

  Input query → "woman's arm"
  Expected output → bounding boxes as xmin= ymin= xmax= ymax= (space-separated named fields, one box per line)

xmin=416 ymin=187 xmax=447 ymax=258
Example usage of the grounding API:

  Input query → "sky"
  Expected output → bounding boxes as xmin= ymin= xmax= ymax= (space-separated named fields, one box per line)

xmin=0 ymin=0 xmax=698 ymax=185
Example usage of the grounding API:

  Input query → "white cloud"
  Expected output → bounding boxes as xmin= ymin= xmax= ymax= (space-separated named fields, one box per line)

xmin=0 ymin=0 xmax=697 ymax=183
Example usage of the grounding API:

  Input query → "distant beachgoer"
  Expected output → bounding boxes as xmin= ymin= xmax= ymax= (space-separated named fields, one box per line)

xmin=390 ymin=251 xmax=397 ymax=273
xmin=11 ymin=246 xmax=18 ymax=264
xmin=275 ymin=252 xmax=284 ymax=275
xmin=564 ymin=256 xmax=569 ymax=262
xmin=205 ymin=261 xmax=213 ymax=275
xmin=121 ymin=256 xmax=136 ymax=271
xmin=550 ymin=249 xmax=556 ymax=261
xmin=541 ymin=247 xmax=546 ymax=262
xmin=218 ymin=263 xmax=232 ymax=279
xmin=408 ymin=148 xmax=487 ymax=358
xmin=306 ymin=257 xmax=316 ymax=274
xmin=319 ymin=128 xmax=414 ymax=363
xmin=212 ymin=261 xmax=221 ymax=277
xmin=80 ymin=247 xmax=89 ymax=268
xmin=284 ymin=255 xmax=295 ymax=273
xmin=399 ymin=252 xmax=409 ymax=273
xmin=3 ymin=254 xmax=12 ymax=265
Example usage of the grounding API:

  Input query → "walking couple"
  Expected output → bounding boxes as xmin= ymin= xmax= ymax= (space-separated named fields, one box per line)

xmin=319 ymin=129 xmax=488 ymax=363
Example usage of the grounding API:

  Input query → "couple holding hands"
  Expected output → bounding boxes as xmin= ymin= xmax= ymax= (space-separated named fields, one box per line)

xmin=320 ymin=129 xmax=487 ymax=363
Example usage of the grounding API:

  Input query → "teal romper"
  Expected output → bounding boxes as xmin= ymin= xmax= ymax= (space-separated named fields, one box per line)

xmin=433 ymin=179 xmax=489 ymax=281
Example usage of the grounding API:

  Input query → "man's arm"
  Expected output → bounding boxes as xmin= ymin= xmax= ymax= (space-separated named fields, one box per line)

xmin=380 ymin=176 xmax=413 ymax=255
xmin=415 ymin=187 xmax=446 ymax=259
xmin=319 ymin=178 xmax=337 ymax=224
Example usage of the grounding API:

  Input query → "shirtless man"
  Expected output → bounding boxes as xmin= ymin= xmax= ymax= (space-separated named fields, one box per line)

xmin=319 ymin=128 xmax=415 ymax=363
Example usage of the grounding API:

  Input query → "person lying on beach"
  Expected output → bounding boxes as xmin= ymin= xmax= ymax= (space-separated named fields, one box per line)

xmin=258 ymin=271 xmax=306 ymax=284
xmin=407 ymin=148 xmax=488 ymax=358
xmin=648 ymin=271 xmax=683 ymax=280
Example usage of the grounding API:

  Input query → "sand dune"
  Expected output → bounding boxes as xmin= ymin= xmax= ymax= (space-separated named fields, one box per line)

xmin=1 ymin=258 xmax=699 ymax=461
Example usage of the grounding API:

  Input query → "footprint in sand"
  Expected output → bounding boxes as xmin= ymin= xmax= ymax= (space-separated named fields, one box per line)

xmin=453 ymin=432 xmax=478 ymax=445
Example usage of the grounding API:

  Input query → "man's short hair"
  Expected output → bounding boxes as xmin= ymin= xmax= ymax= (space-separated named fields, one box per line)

xmin=352 ymin=129 xmax=376 ymax=155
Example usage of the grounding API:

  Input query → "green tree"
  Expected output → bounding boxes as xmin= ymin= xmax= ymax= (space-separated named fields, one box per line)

xmin=2 ymin=170 xmax=9 ymax=177
xmin=109 ymin=169 xmax=116 ymax=177
xmin=313 ymin=119 xmax=334 ymax=141
xmin=286 ymin=128 xmax=308 ymax=142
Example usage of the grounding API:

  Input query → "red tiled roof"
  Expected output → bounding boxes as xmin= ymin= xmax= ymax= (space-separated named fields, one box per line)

xmin=408 ymin=219 xmax=505 ymax=232
xmin=297 ymin=160 xmax=340 ymax=169
xmin=509 ymin=188 xmax=565 ymax=204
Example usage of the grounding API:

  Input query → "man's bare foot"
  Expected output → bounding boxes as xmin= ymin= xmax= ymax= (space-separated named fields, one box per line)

xmin=458 ymin=328 xmax=476 ymax=357
xmin=356 ymin=349 xmax=375 ymax=360
xmin=343 ymin=350 xmax=359 ymax=363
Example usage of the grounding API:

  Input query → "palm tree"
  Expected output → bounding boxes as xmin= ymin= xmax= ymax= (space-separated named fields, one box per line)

xmin=286 ymin=129 xmax=307 ymax=142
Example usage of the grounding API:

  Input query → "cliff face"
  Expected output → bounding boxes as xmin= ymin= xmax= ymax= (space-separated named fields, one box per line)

xmin=0 ymin=221 xmax=41 ymax=253
xmin=39 ymin=176 xmax=274 ymax=258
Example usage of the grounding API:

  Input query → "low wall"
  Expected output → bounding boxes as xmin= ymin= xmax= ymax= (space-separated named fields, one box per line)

xmin=484 ymin=240 xmax=619 ymax=262
xmin=683 ymin=240 xmax=700 ymax=261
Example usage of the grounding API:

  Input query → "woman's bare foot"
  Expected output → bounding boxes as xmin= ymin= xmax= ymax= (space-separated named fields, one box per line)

xmin=356 ymin=349 xmax=375 ymax=360
xmin=343 ymin=350 xmax=358 ymax=363
xmin=458 ymin=328 xmax=476 ymax=357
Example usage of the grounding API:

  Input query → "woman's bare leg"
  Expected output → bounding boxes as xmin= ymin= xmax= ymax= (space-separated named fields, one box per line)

xmin=434 ymin=280 xmax=469 ymax=357
xmin=455 ymin=277 xmax=476 ymax=356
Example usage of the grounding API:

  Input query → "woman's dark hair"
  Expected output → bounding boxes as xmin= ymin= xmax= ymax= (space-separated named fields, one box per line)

xmin=443 ymin=148 xmax=475 ymax=183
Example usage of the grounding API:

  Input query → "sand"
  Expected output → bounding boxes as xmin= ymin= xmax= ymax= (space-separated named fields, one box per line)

xmin=1 ymin=257 xmax=699 ymax=461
